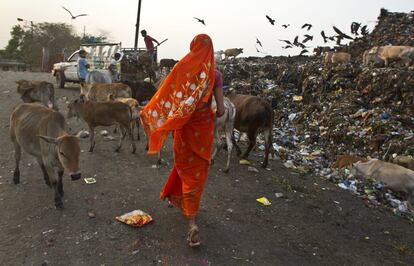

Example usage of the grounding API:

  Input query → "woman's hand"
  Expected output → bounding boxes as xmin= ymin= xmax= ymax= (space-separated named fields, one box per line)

xmin=216 ymin=106 xmax=225 ymax=117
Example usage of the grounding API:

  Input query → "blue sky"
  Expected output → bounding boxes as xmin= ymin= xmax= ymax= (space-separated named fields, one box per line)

xmin=0 ymin=0 xmax=413 ymax=59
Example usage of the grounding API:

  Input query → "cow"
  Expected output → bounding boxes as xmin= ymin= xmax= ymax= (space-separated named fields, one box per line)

xmin=376 ymin=45 xmax=414 ymax=66
xmin=107 ymin=95 xmax=142 ymax=141
xmin=324 ymin=52 xmax=351 ymax=66
xmin=391 ymin=155 xmax=414 ymax=171
xmin=211 ymin=97 xmax=236 ymax=173
xmin=224 ymin=48 xmax=243 ymax=60
xmin=85 ymin=70 xmax=112 ymax=84
xmin=10 ymin=103 xmax=81 ymax=209
xmin=123 ymin=80 xmax=157 ymax=104
xmin=159 ymin=59 xmax=178 ymax=74
xmin=331 ymin=154 xmax=367 ymax=168
xmin=67 ymin=99 xmax=136 ymax=153
xmin=16 ymin=80 xmax=57 ymax=110
xmin=351 ymin=159 xmax=414 ymax=206
xmin=228 ymin=94 xmax=273 ymax=168
xmin=80 ymin=83 xmax=132 ymax=102
xmin=313 ymin=46 xmax=331 ymax=56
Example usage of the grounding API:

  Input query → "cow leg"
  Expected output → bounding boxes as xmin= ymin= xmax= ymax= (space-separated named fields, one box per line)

xmin=115 ymin=126 xmax=127 ymax=152
xmin=211 ymin=126 xmax=221 ymax=164
xmin=232 ymin=132 xmax=242 ymax=156
xmin=13 ymin=142 xmax=21 ymax=184
xmin=88 ymin=126 xmax=95 ymax=152
xmin=57 ymin=169 xmax=64 ymax=197
xmin=45 ymin=166 xmax=63 ymax=209
xmin=262 ymin=128 xmax=272 ymax=168
xmin=135 ymin=119 xmax=140 ymax=141
xmin=127 ymin=124 xmax=136 ymax=154
xmin=242 ymin=131 xmax=257 ymax=160
xmin=224 ymin=126 xmax=234 ymax=173
xmin=37 ymin=158 xmax=51 ymax=188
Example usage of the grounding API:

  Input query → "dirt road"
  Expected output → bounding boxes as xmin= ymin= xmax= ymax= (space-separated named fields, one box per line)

xmin=0 ymin=71 xmax=413 ymax=265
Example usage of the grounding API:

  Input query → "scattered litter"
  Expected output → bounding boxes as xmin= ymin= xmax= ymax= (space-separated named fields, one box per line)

xmin=275 ymin=193 xmax=284 ymax=198
xmin=88 ymin=211 xmax=96 ymax=219
xmin=100 ymin=130 xmax=109 ymax=136
xmin=239 ymin=159 xmax=251 ymax=165
xmin=248 ymin=166 xmax=259 ymax=173
xmin=104 ymin=136 xmax=116 ymax=141
xmin=84 ymin=177 xmax=97 ymax=184
xmin=115 ymin=210 xmax=153 ymax=227
xmin=256 ymin=197 xmax=271 ymax=206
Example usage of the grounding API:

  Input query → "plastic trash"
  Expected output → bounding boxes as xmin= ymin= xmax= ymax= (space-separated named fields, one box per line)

xmin=115 ymin=210 xmax=153 ymax=227
xmin=256 ymin=197 xmax=271 ymax=206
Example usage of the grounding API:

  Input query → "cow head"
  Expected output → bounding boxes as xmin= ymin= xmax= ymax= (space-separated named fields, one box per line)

xmin=38 ymin=135 xmax=81 ymax=181
xmin=16 ymin=80 xmax=57 ymax=110
xmin=67 ymin=99 xmax=82 ymax=119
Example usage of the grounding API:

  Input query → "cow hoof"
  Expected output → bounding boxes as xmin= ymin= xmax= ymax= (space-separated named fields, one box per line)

xmin=55 ymin=201 xmax=63 ymax=210
xmin=89 ymin=148 xmax=94 ymax=152
xmin=132 ymin=148 xmax=136 ymax=154
xmin=261 ymin=163 xmax=268 ymax=168
xmin=13 ymin=172 xmax=20 ymax=184
xmin=223 ymin=168 xmax=230 ymax=173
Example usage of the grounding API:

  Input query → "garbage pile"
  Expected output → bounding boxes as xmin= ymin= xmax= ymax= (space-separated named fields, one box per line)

xmin=218 ymin=9 xmax=414 ymax=221
xmin=347 ymin=8 xmax=414 ymax=59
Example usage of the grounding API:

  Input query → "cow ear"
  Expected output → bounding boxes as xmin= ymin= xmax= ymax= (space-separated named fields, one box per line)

xmin=38 ymin=135 xmax=58 ymax=145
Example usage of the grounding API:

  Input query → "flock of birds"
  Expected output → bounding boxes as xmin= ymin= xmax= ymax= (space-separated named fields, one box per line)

xmin=61 ymin=7 xmax=370 ymax=57
xmin=193 ymin=15 xmax=370 ymax=56
xmin=264 ymin=15 xmax=370 ymax=56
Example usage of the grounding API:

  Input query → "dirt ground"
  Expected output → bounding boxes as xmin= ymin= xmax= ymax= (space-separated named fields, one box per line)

xmin=0 ymin=71 xmax=413 ymax=266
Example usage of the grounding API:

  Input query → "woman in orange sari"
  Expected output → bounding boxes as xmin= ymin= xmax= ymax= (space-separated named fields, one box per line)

xmin=140 ymin=34 xmax=225 ymax=247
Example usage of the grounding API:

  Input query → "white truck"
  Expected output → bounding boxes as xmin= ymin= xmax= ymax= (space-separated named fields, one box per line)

xmin=52 ymin=42 xmax=121 ymax=88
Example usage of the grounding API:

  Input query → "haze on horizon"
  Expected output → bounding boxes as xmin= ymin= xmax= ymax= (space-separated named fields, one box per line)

xmin=0 ymin=0 xmax=413 ymax=60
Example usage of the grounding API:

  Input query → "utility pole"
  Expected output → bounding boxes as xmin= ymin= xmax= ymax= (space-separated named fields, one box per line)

xmin=134 ymin=0 xmax=142 ymax=50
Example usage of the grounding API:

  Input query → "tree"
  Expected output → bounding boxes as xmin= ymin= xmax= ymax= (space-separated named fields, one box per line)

xmin=2 ymin=25 xmax=25 ymax=59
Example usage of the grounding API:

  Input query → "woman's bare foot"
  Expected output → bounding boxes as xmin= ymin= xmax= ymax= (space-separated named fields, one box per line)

xmin=187 ymin=225 xmax=200 ymax=248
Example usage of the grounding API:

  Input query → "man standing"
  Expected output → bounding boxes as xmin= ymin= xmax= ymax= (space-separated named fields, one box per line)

xmin=108 ymin=52 xmax=123 ymax=82
xmin=141 ymin=30 xmax=160 ymax=63
xmin=77 ymin=49 xmax=90 ymax=82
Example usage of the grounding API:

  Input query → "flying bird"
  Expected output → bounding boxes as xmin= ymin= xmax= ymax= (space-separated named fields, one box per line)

xmin=62 ymin=6 xmax=88 ymax=19
xmin=293 ymin=36 xmax=300 ymax=46
xmin=297 ymin=42 xmax=307 ymax=49
xmin=361 ymin=25 xmax=369 ymax=35
xmin=321 ymin=31 xmax=328 ymax=43
xmin=282 ymin=45 xmax=293 ymax=49
xmin=266 ymin=15 xmax=275 ymax=25
xmin=299 ymin=49 xmax=309 ymax=56
xmin=303 ymin=34 xmax=313 ymax=43
xmin=256 ymin=38 xmax=262 ymax=47
xmin=351 ymin=22 xmax=361 ymax=35
xmin=279 ymin=39 xmax=292 ymax=45
xmin=301 ymin=23 xmax=312 ymax=31
xmin=282 ymin=24 xmax=290 ymax=28
xmin=333 ymin=26 xmax=354 ymax=40
xmin=193 ymin=17 xmax=206 ymax=25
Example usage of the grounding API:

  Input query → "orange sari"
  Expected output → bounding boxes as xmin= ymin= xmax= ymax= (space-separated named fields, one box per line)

xmin=140 ymin=34 xmax=215 ymax=218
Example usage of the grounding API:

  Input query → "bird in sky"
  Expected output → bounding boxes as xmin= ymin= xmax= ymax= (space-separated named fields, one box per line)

xmin=303 ymin=34 xmax=313 ymax=43
xmin=193 ymin=17 xmax=206 ymax=25
xmin=321 ymin=31 xmax=328 ymax=43
xmin=282 ymin=45 xmax=293 ymax=49
xmin=301 ymin=23 xmax=312 ymax=31
xmin=265 ymin=15 xmax=275 ymax=25
xmin=351 ymin=22 xmax=361 ymax=35
xmin=361 ymin=25 xmax=369 ymax=35
xmin=333 ymin=26 xmax=354 ymax=40
xmin=62 ymin=6 xmax=88 ymax=19
xmin=282 ymin=24 xmax=290 ymax=29
xmin=256 ymin=38 xmax=262 ymax=47
xmin=299 ymin=49 xmax=309 ymax=56
xmin=279 ymin=39 xmax=292 ymax=45
xmin=293 ymin=36 xmax=300 ymax=46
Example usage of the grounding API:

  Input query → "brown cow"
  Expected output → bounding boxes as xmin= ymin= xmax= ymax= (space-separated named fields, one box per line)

xmin=10 ymin=103 xmax=81 ymax=209
xmin=16 ymin=80 xmax=57 ymax=110
xmin=67 ymin=99 xmax=136 ymax=153
xmin=224 ymin=48 xmax=243 ymax=60
xmin=351 ymin=159 xmax=414 ymax=206
xmin=376 ymin=45 xmax=414 ymax=66
xmin=324 ymin=52 xmax=351 ymax=66
xmin=228 ymin=94 xmax=273 ymax=168
xmin=80 ymin=83 xmax=131 ymax=102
